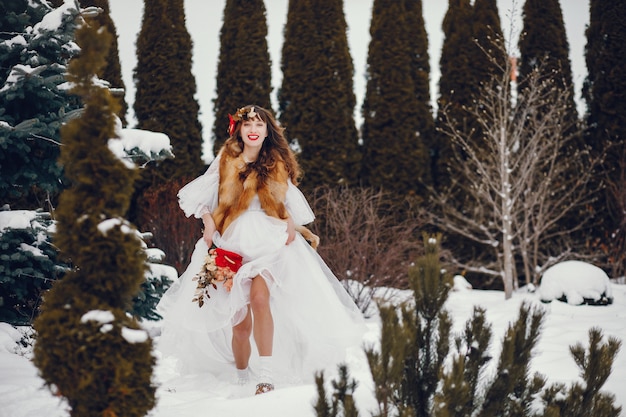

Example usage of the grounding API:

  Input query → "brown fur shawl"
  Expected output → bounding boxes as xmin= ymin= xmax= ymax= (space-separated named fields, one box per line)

xmin=211 ymin=151 xmax=320 ymax=250
xmin=212 ymin=152 xmax=290 ymax=234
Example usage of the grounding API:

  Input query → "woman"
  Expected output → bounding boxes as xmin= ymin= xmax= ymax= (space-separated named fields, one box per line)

xmin=157 ymin=105 xmax=364 ymax=396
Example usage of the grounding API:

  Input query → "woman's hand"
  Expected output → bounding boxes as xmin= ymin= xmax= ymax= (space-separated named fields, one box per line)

xmin=201 ymin=213 xmax=216 ymax=248
xmin=286 ymin=215 xmax=296 ymax=245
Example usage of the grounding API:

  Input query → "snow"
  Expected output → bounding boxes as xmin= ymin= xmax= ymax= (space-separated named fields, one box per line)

xmin=34 ymin=0 xmax=77 ymax=33
xmin=18 ymin=243 xmax=45 ymax=258
xmin=0 ymin=210 xmax=36 ymax=232
xmin=539 ymin=260 xmax=613 ymax=305
xmin=121 ymin=327 xmax=149 ymax=344
xmin=0 ymin=65 xmax=47 ymax=93
xmin=80 ymin=310 xmax=114 ymax=325
xmin=108 ymin=117 xmax=173 ymax=168
xmin=1 ymin=270 xmax=624 ymax=417
xmin=96 ymin=218 xmax=133 ymax=236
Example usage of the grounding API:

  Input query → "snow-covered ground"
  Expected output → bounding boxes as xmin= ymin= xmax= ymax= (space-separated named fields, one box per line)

xmin=1 ymin=276 xmax=625 ymax=417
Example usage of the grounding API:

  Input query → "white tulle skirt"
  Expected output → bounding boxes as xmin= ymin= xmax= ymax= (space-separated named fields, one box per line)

xmin=156 ymin=207 xmax=365 ymax=386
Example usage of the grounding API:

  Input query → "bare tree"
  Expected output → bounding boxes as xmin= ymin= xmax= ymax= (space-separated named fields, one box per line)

xmin=309 ymin=186 xmax=424 ymax=314
xmin=427 ymin=57 xmax=603 ymax=299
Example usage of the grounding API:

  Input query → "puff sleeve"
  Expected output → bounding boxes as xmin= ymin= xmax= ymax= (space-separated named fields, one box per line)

xmin=285 ymin=180 xmax=315 ymax=226
xmin=177 ymin=154 xmax=220 ymax=218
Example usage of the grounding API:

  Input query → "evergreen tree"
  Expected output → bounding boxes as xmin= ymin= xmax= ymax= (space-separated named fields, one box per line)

xmin=471 ymin=0 xmax=506 ymax=98
xmin=583 ymin=0 xmax=626 ymax=276
xmin=365 ymin=234 xmax=453 ymax=417
xmin=0 ymin=208 xmax=64 ymax=325
xmin=433 ymin=0 xmax=506 ymax=189
xmin=431 ymin=0 xmax=497 ymax=281
xmin=132 ymin=0 xmax=204 ymax=270
xmin=33 ymin=20 xmax=156 ymax=417
xmin=0 ymin=0 xmax=82 ymax=209
xmin=432 ymin=0 xmax=474 ymax=189
xmin=518 ymin=0 xmax=578 ymax=124
xmin=542 ymin=328 xmax=622 ymax=417
xmin=212 ymin=0 xmax=272 ymax=154
xmin=405 ymin=0 xmax=434 ymax=192
xmin=360 ymin=0 xmax=429 ymax=199
xmin=279 ymin=0 xmax=360 ymax=193
xmin=519 ymin=0 xmax=589 ymax=258
xmin=433 ymin=0 xmax=505 ymax=192
xmin=133 ymin=0 xmax=203 ymax=184
xmin=319 ymin=234 xmax=621 ymax=417
xmin=314 ymin=365 xmax=360 ymax=417
xmin=78 ymin=0 xmax=128 ymax=126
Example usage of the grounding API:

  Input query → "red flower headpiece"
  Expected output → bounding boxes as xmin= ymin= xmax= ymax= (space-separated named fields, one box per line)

xmin=227 ymin=106 xmax=258 ymax=136
xmin=228 ymin=114 xmax=236 ymax=136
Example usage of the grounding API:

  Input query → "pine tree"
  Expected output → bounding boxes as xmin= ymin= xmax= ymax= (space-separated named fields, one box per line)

xmin=314 ymin=365 xmax=360 ymax=417
xmin=212 ymin=0 xmax=272 ymax=154
xmin=542 ymin=328 xmax=622 ymax=417
xmin=133 ymin=0 xmax=203 ymax=184
xmin=432 ymin=306 xmax=493 ymax=416
xmin=279 ymin=0 xmax=360 ymax=193
xmin=364 ymin=234 xmax=453 ymax=417
xmin=33 ymin=19 xmax=156 ymax=417
xmin=0 ymin=0 xmax=82 ymax=209
xmin=78 ymin=0 xmax=128 ymax=126
xmin=328 ymin=234 xmax=621 ymax=416
xmin=583 ymin=0 xmax=626 ymax=276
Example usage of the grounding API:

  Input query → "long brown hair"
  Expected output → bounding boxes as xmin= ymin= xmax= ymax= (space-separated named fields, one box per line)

xmin=221 ymin=105 xmax=302 ymax=185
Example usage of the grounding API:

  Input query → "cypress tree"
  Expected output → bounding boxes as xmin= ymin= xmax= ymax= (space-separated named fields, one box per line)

xmin=360 ymin=0 xmax=429 ymax=198
xmin=133 ymin=0 xmax=203 ymax=184
xmin=33 ymin=20 xmax=155 ymax=417
xmin=432 ymin=0 xmax=474 ymax=189
xmin=405 ymin=0 xmax=434 ymax=192
xmin=132 ymin=0 xmax=204 ymax=270
xmin=471 ymin=0 xmax=506 ymax=97
xmin=519 ymin=0 xmax=589 ymax=255
xmin=518 ymin=0 xmax=578 ymax=124
xmin=279 ymin=0 xmax=360 ymax=193
xmin=78 ymin=0 xmax=128 ymax=126
xmin=583 ymin=0 xmax=626 ymax=272
xmin=212 ymin=0 xmax=272 ymax=154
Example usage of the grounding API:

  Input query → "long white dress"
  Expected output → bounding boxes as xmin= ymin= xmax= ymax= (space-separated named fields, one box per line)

xmin=156 ymin=155 xmax=365 ymax=387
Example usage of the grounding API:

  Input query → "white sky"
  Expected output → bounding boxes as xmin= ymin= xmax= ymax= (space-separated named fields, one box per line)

xmin=108 ymin=0 xmax=589 ymax=161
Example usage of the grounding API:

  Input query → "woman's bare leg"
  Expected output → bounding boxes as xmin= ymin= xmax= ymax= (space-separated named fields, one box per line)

xmin=232 ymin=307 xmax=252 ymax=369
xmin=249 ymin=275 xmax=273 ymax=356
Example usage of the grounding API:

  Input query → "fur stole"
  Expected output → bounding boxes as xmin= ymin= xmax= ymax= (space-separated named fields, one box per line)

xmin=212 ymin=152 xmax=289 ymax=234
xmin=211 ymin=151 xmax=319 ymax=250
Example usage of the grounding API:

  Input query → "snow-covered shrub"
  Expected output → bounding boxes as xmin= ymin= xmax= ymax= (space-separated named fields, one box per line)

xmin=539 ymin=260 xmax=613 ymax=305
xmin=131 ymin=247 xmax=176 ymax=321
xmin=0 ymin=207 xmax=66 ymax=325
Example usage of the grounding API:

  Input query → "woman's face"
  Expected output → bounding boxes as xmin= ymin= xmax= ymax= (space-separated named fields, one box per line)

xmin=240 ymin=116 xmax=268 ymax=151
